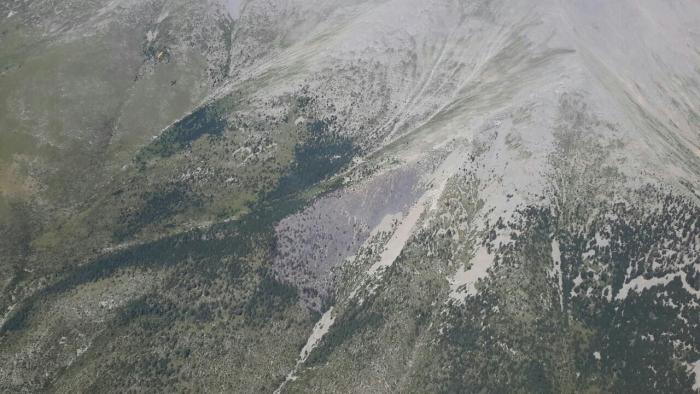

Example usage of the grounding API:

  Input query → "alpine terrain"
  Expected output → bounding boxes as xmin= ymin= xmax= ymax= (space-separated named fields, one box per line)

xmin=0 ymin=0 xmax=699 ymax=392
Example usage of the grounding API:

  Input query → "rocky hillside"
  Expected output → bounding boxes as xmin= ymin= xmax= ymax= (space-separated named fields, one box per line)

xmin=0 ymin=0 xmax=698 ymax=392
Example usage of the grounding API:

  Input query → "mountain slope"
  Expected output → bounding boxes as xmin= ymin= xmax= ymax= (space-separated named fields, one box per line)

xmin=0 ymin=0 xmax=698 ymax=392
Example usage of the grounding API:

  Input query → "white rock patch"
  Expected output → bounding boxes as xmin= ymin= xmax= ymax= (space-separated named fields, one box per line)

xmin=449 ymin=244 xmax=494 ymax=300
